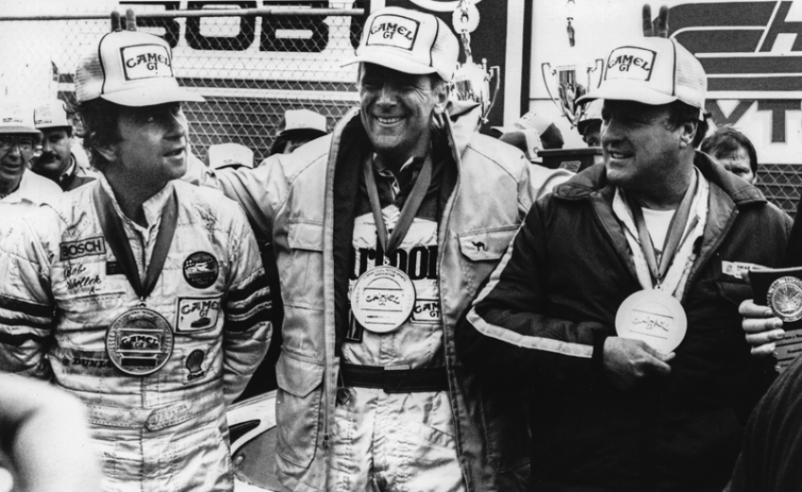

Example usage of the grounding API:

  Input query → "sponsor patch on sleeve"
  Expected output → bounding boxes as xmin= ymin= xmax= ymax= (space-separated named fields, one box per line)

xmin=176 ymin=297 xmax=221 ymax=332
xmin=60 ymin=237 xmax=106 ymax=260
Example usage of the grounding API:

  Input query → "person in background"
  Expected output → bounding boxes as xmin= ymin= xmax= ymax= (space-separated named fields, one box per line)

xmin=268 ymin=108 xmax=328 ymax=156
xmin=0 ymin=28 xmax=271 ymax=491
xmin=32 ymin=98 xmax=95 ymax=191
xmin=0 ymin=100 xmax=60 ymax=211
xmin=0 ymin=374 xmax=101 ymax=492
xmin=208 ymin=142 xmax=254 ymax=171
xmin=701 ymin=126 xmax=759 ymax=184
xmin=490 ymin=111 xmax=573 ymax=197
xmin=578 ymin=98 xmax=603 ymax=148
xmin=458 ymin=33 xmax=791 ymax=492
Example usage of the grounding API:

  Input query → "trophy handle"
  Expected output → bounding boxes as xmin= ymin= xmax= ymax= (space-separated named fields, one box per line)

xmin=541 ymin=62 xmax=578 ymax=126
xmin=587 ymin=58 xmax=604 ymax=90
xmin=482 ymin=64 xmax=502 ymax=123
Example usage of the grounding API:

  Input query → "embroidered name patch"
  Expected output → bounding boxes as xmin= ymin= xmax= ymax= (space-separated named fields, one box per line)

xmin=176 ymin=297 xmax=221 ymax=332
xmin=366 ymin=14 xmax=420 ymax=51
xmin=605 ymin=47 xmax=656 ymax=82
xmin=60 ymin=237 xmax=106 ymax=260
xmin=120 ymin=44 xmax=173 ymax=80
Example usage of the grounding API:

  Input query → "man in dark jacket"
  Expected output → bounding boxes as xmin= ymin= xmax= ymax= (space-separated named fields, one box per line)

xmin=32 ymin=99 xmax=95 ymax=191
xmin=457 ymin=35 xmax=791 ymax=492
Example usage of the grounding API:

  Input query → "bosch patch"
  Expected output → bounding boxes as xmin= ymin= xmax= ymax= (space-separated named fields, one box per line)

xmin=60 ymin=237 xmax=106 ymax=260
xmin=183 ymin=252 xmax=219 ymax=289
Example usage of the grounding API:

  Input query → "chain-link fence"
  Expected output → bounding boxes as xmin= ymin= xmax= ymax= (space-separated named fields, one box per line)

xmin=0 ymin=1 xmax=367 ymax=166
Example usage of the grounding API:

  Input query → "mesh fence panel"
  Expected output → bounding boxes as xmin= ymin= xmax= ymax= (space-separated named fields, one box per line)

xmin=2 ymin=4 xmax=800 ymax=216
xmin=0 ymin=2 xmax=365 ymax=166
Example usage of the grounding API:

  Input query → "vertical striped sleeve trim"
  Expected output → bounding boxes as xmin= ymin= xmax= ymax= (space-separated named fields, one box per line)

xmin=467 ymin=309 xmax=593 ymax=359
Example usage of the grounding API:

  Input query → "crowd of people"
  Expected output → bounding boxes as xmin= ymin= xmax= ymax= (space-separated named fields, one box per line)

xmin=0 ymin=4 xmax=798 ymax=492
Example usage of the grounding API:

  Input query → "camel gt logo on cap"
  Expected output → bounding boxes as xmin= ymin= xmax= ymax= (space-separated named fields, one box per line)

xmin=120 ymin=44 xmax=173 ymax=81
xmin=606 ymin=47 xmax=656 ymax=82
xmin=366 ymin=14 xmax=420 ymax=51
xmin=183 ymin=252 xmax=219 ymax=289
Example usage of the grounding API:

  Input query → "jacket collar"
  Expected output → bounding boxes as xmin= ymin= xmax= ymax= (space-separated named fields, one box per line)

xmin=552 ymin=151 xmax=767 ymax=208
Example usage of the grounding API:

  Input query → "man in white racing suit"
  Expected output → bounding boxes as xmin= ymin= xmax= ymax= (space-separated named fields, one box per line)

xmin=0 ymin=28 xmax=271 ymax=492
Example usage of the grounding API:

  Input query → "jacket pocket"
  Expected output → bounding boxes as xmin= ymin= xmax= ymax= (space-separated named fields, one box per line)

xmin=275 ymin=349 xmax=325 ymax=468
xmin=457 ymin=226 xmax=518 ymax=262
xmin=283 ymin=221 xmax=324 ymax=308
xmin=287 ymin=220 xmax=324 ymax=252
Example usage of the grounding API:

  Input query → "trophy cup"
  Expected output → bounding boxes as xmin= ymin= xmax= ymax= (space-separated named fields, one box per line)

xmin=541 ymin=59 xmax=603 ymax=128
xmin=450 ymin=0 xmax=500 ymax=125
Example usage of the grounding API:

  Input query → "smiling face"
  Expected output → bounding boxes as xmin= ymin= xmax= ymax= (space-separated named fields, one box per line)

xmin=601 ymin=100 xmax=693 ymax=198
xmin=359 ymin=63 xmax=448 ymax=167
xmin=108 ymin=102 xmax=188 ymax=189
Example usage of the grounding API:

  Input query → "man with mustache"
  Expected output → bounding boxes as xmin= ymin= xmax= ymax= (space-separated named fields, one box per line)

xmin=31 ymin=99 xmax=95 ymax=191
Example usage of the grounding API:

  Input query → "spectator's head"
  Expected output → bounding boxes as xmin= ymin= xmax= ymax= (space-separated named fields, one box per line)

xmin=0 ymin=100 xmax=40 ymax=196
xmin=74 ymin=29 xmax=203 ymax=186
xmin=577 ymin=36 xmax=708 ymax=192
xmin=701 ymin=126 xmax=758 ymax=183
xmin=491 ymin=111 xmax=564 ymax=162
xmin=269 ymin=109 xmax=328 ymax=155
xmin=343 ymin=6 xmax=458 ymax=167
xmin=578 ymin=99 xmax=603 ymax=147
xmin=33 ymin=99 xmax=74 ymax=178
xmin=208 ymin=142 xmax=254 ymax=171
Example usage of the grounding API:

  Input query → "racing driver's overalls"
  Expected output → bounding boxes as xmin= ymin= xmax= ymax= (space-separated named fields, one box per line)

xmin=0 ymin=177 xmax=271 ymax=492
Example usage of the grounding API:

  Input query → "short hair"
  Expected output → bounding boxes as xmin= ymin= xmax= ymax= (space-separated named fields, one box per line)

xmin=71 ymin=98 xmax=122 ymax=172
xmin=665 ymin=100 xmax=709 ymax=149
xmin=700 ymin=126 xmax=758 ymax=176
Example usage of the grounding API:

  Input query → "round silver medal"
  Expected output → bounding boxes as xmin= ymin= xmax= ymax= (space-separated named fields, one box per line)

xmin=615 ymin=290 xmax=687 ymax=353
xmin=768 ymin=276 xmax=802 ymax=323
xmin=351 ymin=266 xmax=416 ymax=334
xmin=106 ymin=307 xmax=174 ymax=376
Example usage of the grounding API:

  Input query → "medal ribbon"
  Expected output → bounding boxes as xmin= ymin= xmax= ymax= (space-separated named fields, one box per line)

xmin=627 ymin=172 xmax=698 ymax=289
xmin=363 ymin=154 xmax=433 ymax=257
xmin=92 ymin=183 xmax=178 ymax=301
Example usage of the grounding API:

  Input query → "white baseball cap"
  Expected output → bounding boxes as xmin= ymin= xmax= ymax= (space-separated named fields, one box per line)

xmin=278 ymin=109 xmax=328 ymax=137
xmin=208 ymin=143 xmax=254 ymax=170
xmin=0 ymin=100 xmax=39 ymax=136
xmin=577 ymin=37 xmax=706 ymax=117
xmin=343 ymin=6 xmax=459 ymax=82
xmin=75 ymin=30 xmax=204 ymax=106
xmin=34 ymin=99 xmax=71 ymax=129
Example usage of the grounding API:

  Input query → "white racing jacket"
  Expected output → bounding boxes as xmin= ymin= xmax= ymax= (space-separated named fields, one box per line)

xmin=0 ymin=178 xmax=272 ymax=491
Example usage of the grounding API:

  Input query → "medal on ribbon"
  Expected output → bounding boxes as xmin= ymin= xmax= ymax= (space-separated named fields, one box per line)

xmin=106 ymin=306 xmax=174 ymax=376
xmin=615 ymin=174 xmax=697 ymax=353
xmin=350 ymin=154 xmax=432 ymax=334
xmin=93 ymin=183 xmax=178 ymax=375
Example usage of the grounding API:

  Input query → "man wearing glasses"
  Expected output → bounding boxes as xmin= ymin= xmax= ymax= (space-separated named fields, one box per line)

xmin=0 ymin=101 xmax=61 ymax=210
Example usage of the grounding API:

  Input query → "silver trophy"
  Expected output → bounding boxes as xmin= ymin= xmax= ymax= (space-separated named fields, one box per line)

xmin=541 ymin=59 xmax=603 ymax=128
xmin=450 ymin=0 xmax=500 ymax=124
